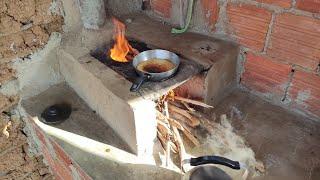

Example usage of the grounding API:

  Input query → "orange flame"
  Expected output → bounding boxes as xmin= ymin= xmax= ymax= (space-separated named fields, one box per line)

xmin=110 ymin=18 xmax=138 ymax=62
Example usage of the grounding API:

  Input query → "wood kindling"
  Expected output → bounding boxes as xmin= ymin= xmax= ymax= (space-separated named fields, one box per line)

xmin=155 ymin=90 xmax=213 ymax=170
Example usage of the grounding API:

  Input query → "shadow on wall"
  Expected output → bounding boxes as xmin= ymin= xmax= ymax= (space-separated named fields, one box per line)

xmin=104 ymin=0 xmax=143 ymax=16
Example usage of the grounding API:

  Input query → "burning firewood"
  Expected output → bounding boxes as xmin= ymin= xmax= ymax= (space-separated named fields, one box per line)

xmin=109 ymin=17 xmax=139 ymax=62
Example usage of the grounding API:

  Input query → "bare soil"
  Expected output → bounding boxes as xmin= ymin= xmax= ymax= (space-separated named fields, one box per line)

xmin=0 ymin=113 xmax=53 ymax=180
xmin=0 ymin=63 xmax=16 ymax=85
xmin=0 ymin=0 xmax=63 ymax=61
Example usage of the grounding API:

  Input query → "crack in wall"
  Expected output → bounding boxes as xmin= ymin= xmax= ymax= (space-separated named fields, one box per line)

xmin=237 ymin=48 xmax=247 ymax=84
xmin=215 ymin=0 xmax=228 ymax=36
xmin=262 ymin=13 xmax=275 ymax=53
xmin=291 ymin=0 xmax=297 ymax=9
xmin=281 ymin=67 xmax=295 ymax=102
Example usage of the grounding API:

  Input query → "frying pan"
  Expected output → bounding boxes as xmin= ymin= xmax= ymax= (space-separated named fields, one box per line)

xmin=182 ymin=155 xmax=248 ymax=180
xmin=130 ymin=49 xmax=180 ymax=92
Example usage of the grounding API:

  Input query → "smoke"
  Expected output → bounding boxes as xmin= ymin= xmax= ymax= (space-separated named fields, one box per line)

xmin=191 ymin=114 xmax=264 ymax=178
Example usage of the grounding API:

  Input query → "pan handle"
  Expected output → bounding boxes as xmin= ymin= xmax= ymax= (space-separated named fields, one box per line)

xmin=130 ymin=74 xmax=151 ymax=92
xmin=190 ymin=156 xmax=241 ymax=170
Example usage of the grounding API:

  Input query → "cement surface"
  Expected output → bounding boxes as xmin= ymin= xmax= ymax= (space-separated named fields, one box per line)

xmin=211 ymin=90 xmax=320 ymax=180
xmin=123 ymin=13 xmax=239 ymax=69
xmin=21 ymin=83 xmax=131 ymax=153
xmin=1 ymin=33 xmax=63 ymax=98
xmin=20 ymin=83 xmax=319 ymax=179
xmin=21 ymin=83 xmax=181 ymax=180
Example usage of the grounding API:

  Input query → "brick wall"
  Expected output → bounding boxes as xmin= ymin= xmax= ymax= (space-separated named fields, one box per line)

xmin=149 ymin=0 xmax=320 ymax=119
xmin=26 ymin=117 xmax=92 ymax=180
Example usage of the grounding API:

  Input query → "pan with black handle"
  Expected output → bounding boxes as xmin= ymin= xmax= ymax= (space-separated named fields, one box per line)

xmin=130 ymin=49 xmax=180 ymax=92
xmin=182 ymin=155 xmax=248 ymax=180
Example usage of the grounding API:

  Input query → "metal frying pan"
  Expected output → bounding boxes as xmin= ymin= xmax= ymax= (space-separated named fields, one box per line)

xmin=182 ymin=156 xmax=247 ymax=180
xmin=130 ymin=49 xmax=180 ymax=92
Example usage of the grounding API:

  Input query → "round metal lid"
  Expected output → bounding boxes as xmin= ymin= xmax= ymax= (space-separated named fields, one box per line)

xmin=41 ymin=103 xmax=72 ymax=124
xmin=189 ymin=166 xmax=232 ymax=180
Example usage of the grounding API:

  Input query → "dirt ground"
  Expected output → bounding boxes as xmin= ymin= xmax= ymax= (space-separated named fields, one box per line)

xmin=0 ymin=0 xmax=63 ymax=62
xmin=0 ymin=1 xmax=64 ymax=179
xmin=0 ymin=112 xmax=53 ymax=180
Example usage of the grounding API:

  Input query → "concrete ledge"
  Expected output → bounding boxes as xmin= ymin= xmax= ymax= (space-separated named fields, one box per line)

xmin=58 ymin=48 xmax=157 ymax=157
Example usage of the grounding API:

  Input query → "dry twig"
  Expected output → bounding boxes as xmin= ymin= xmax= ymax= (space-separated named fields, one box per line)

xmin=174 ymin=96 xmax=213 ymax=108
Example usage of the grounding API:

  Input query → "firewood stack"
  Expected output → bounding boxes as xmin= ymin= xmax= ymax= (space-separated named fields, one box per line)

xmin=156 ymin=91 xmax=213 ymax=169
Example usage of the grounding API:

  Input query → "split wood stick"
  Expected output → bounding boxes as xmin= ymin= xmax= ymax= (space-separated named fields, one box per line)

xmin=169 ymin=100 xmax=185 ymax=109
xmin=169 ymin=105 xmax=200 ymax=127
xmin=170 ymin=111 xmax=196 ymax=128
xmin=158 ymin=130 xmax=177 ymax=154
xmin=180 ymin=124 xmax=200 ymax=146
xmin=168 ymin=141 xmax=178 ymax=153
xmin=164 ymin=101 xmax=171 ymax=167
xmin=157 ymin=121 xmax=172 ymax=135
xmin=157 ymin=130 xmax=166 ymax=150
xmin=156 ymin=110 xmax=184 ymax=130
xmin=168 ymin=118 xmax=184 ymax=130
xmin=156 ymin=111 xmax=178 ymax=153
xmin=166 ymin=136 xmax=171 ymax=167
xmin=174 ymin=96 xmax=213 ymax=108
xmin=169 ymin=104 xmax=195 ymax=120
xmin=163 ymin=114 xmax=199 ymax=146
xmin=156 ymin=111 xmax=167 ymax=121
xmin=156 ymin=111 xmax=171 ymax=125
xmin=182 ymin=102 xmax=195 ymax=112
xmin=172 ymin=126 xmax=186 ymax=171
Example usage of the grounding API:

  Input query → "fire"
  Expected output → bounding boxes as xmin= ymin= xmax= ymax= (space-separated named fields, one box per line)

xmin=109 ymin=17 xmax=138 ymax=62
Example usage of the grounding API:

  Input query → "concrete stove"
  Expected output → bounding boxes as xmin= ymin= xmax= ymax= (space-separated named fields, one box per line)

xmin=57 ymin=14 xmax=239 ymax=159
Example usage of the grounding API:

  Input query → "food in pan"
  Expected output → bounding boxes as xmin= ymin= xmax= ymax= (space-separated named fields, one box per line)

xmin=137 ymin=58 xmax=176 ymax=73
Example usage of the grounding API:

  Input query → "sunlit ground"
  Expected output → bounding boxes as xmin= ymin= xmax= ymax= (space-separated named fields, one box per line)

xmin=32 ymin=116 xmax=182 ymax=176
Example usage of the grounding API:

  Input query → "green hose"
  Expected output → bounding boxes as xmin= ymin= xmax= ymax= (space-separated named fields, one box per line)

xmin=171 ymin=0 xmax=194 ymax=34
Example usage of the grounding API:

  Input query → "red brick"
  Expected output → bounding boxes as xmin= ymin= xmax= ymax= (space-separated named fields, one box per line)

xmin=41 ymin=140 xmax=73 ymax=180
xmin=51 ymin=139 xmax=73 ymax=166
xmin=267 ymin=13 xmax=320 ymax=70
xmin=51 ymin=139 xmax=92 ymax=179
xmin=174 ymin=74 xmax=205 ymax=100
xmin=151 ymin=0 xmax=172 ymax=18
xmin=41 ymin=146 xmax=64 ymax=180
xmin=255 ymin=0 xmax=292 ymax=8
xmin=200 ymin=0 xmax=219 ymax=31
xmin=53 ymin=162 xmax=73 ymax=180
xmin=288 ymin=70 xmax=320 ymax=117
xmin=73 ymin=163 xmax=92 ymax=180
xmin=34 ymin=124 xmax=47 ymax=147
xmin=226 ymin=3 xmax=272 ymax=51
xmin=242 ymin=52 xmax=291 ymax=95
xmin=296 ymin=0 xmax=320 ymax=13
